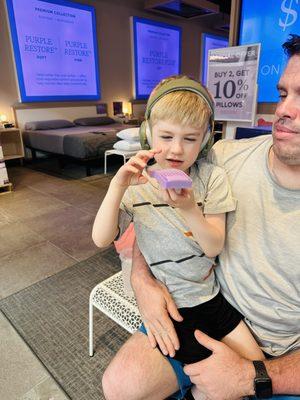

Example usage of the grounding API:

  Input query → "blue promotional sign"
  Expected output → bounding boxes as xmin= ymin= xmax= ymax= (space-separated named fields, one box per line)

xmin=131 ymin=17 xmax=181 ymax=99
xmin=6 ymin=0 xmax=100 ymax=102
xmin=239 ymin=0 xmax=299 ymax=103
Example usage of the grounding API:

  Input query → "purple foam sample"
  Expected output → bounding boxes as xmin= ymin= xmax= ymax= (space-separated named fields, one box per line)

xmin=149 ymin=169 xmax=192 ymax=189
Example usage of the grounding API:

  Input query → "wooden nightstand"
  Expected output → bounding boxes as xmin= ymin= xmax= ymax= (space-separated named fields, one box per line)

xmin=0 ymin=128 xmax=24 ymax=161
xmin=123 ymin=118 xmax=140 ymax=125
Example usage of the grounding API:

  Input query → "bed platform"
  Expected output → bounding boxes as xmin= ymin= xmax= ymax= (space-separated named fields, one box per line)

xmin=22 ymin=122 xmax=126 ymax=176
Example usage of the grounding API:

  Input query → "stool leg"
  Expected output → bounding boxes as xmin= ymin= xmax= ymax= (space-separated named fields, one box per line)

xmin=123 ymin=155 xmax=126 ymax=165
xmin=104 ymin=153 xmax=107 ymax=174
xmin=89 ymin=300 xmax=94 ymax=357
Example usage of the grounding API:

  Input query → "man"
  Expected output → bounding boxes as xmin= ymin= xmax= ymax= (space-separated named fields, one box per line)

xmin=102 ymin=35 xmax=300 ymax=400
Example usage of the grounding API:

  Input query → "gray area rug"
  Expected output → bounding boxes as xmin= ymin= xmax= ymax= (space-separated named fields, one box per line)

xmin=0 ymin=247 xmax=130 ymax=400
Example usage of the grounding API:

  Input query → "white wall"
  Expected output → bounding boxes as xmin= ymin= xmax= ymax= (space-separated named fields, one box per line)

xmin=15 ymin=106 xmax=99 ymax=130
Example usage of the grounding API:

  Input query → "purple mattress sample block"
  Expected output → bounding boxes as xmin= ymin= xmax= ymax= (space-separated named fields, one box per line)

xmin=149 ymin=169 xmax=192 ymax=189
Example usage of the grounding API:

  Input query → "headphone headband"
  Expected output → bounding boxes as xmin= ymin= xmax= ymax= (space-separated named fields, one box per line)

xmin=145 ymin=78 xmax=214 ymax=121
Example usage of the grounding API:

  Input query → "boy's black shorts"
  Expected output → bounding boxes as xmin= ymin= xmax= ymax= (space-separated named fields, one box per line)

xmin=170 ymin=291 xmax=243 ymax=364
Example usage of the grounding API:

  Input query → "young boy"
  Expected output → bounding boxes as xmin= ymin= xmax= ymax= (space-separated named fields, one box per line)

xmin=93 ymin=76 xmax=264 ymax=399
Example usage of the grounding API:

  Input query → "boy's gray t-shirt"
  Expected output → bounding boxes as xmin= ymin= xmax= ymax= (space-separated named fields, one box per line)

xmin=120 ymin=159 xmax=236 ymax=308
xmin=209 ymin=135 xmax=300 ymax=356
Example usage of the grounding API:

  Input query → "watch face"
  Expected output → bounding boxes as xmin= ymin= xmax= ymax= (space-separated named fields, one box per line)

xmin=255 ymin=378 xmax=273 ymax=398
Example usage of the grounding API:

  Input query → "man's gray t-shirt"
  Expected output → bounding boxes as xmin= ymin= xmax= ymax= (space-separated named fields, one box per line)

xmin=209 ymin=135 xmax=300 ymax=357
xmin=120 ymin=159 xmax=236 ymax=308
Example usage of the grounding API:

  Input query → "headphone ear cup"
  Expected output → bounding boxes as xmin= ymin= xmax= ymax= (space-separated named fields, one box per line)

xmin=145 ymin=122 xmax=152 ymax=148
xmin=200 ymin=129 xmax=211 ymax=151
xmin=139 ymin=121 xmax=150 ymax=150
xmin=199 ymin=118 xmax=214 ymax=152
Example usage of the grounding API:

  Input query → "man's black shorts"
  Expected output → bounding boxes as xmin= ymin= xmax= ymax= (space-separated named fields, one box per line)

xmin=170 ymin=291 xmax=243 ymax=364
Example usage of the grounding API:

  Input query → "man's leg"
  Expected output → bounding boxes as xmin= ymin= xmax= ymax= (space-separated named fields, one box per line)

xmin=102 ymin=331 xmax=180 ymax=400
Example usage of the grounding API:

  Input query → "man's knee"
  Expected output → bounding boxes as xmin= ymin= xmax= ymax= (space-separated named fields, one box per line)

xmin=102 ymin=364 xmax=122 ymax=400
xmin=102 ymin=349 xmax=139 ymax=400
xmin=101 ymin=332 xmax=178 ymax=400
xmin=102 ymin=360 xmax=144 ymax=400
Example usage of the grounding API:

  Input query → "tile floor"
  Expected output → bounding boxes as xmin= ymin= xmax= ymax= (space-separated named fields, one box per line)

xmin=0 ymin=162 xmax=113 ymax=399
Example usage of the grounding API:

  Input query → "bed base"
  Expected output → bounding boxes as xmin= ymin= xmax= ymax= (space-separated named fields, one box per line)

xmin=27 ymin=146 xmax=102 ymax=176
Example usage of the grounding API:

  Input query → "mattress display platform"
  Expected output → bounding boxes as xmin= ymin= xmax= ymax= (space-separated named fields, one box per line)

xmin=22 ymin=123 xmax=126 ymax=160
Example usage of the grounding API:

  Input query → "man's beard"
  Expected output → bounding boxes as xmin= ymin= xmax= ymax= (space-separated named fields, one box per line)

xmin=272 ymin=117 xmax=300 ymax=165
xmin=273 ymin=140 xmax=300 ymax=165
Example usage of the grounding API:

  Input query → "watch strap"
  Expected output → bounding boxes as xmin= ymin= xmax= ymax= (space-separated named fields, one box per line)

xmin=253 ymin=360 xmax=269 ymax=379
xmin=253 ymin=360 xmax=273 ymax=399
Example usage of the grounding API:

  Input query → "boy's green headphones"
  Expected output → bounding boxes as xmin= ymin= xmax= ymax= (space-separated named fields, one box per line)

xmin=139 ymin=77 xmax=215 ymax=152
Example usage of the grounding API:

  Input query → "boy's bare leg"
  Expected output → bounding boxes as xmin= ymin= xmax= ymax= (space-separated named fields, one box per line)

xmin=102 ymin=331 xmax=180 ymax=400
xmin=222 ymin=320 xmax=265 ymax=360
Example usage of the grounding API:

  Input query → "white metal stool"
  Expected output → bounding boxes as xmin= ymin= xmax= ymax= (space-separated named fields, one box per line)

xmin=89 ymin=271 xmax=142 ymax=356
xmin=104 ymin=149 xmax=137 ymax=174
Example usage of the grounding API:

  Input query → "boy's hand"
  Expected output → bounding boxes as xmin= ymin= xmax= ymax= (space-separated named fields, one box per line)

xmin=159 ymin=187 xmax=197 ymax=211
xmin=112 ymin=149 xmax=160 ymax=188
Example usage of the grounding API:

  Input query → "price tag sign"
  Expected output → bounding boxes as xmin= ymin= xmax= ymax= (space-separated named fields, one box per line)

xmin=207 ymin=44 xmax=261 ymax=121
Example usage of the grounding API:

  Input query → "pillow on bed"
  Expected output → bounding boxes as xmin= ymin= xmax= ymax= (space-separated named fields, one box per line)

xmin=116 ymin=127 xmax=140 ymax=142
xmin=73 ymin=116 xmax=116 ymax=126
xmin=113 ymin=140 xmax=141 ymax=151
xmin=25 ymin=119 xmax=75 ymax=130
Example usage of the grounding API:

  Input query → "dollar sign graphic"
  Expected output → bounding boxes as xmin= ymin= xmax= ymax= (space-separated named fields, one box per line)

xmin=279 ymin=0 xmax=299 ymax=31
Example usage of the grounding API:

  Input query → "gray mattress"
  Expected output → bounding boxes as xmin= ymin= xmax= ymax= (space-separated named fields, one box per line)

xmin=22 ymin=123 xmax=126 ymax=159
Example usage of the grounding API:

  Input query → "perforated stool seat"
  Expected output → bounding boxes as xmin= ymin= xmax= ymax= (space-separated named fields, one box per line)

xmin=89 ymin=271 xmax=142 ymax=356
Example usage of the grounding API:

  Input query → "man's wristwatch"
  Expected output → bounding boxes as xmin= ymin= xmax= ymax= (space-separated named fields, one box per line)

xmin=253 ymin=360 xmax=273 ymax=399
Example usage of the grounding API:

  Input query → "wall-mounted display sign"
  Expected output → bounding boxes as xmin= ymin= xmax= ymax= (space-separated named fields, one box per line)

xmin=131 ymin=17 xmax=181 ymax=100
xmin=6 ymin=0 xmax=100 ymax=102
xmin=239 ymin=0 xmax=298 ymax=103
xmin=207 ymin=44 xmax=260 ymax=122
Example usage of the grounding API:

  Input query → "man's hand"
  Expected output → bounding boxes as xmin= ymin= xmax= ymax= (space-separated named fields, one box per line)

xmin=135 ymin=278 xmax=183 ymax=357
xmin=131 ymin=260 xmax=183 ymax=358
xmin=184 ymin=330 xmax=255 ymax=400
xmin=131 ymin=240 xmax=183 ymax=356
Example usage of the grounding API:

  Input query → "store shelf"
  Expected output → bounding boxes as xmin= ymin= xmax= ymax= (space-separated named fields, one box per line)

xmin=0 ymin=128 xmax=24 ymax=161
xmin=0 ymin=182 xmax=13 ymax=195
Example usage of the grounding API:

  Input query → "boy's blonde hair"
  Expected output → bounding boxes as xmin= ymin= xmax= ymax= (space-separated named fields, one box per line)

xmin=149 ymin=75 xmax=212 ymax=131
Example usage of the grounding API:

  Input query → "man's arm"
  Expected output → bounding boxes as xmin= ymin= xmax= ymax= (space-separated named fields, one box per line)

xmin=184 ymin=330 xmax=300 ymax=399
xmin=131 ymin=240 xmax=183 ymax=357
xmin=267 ymin=349 xmax=300 ymax=394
